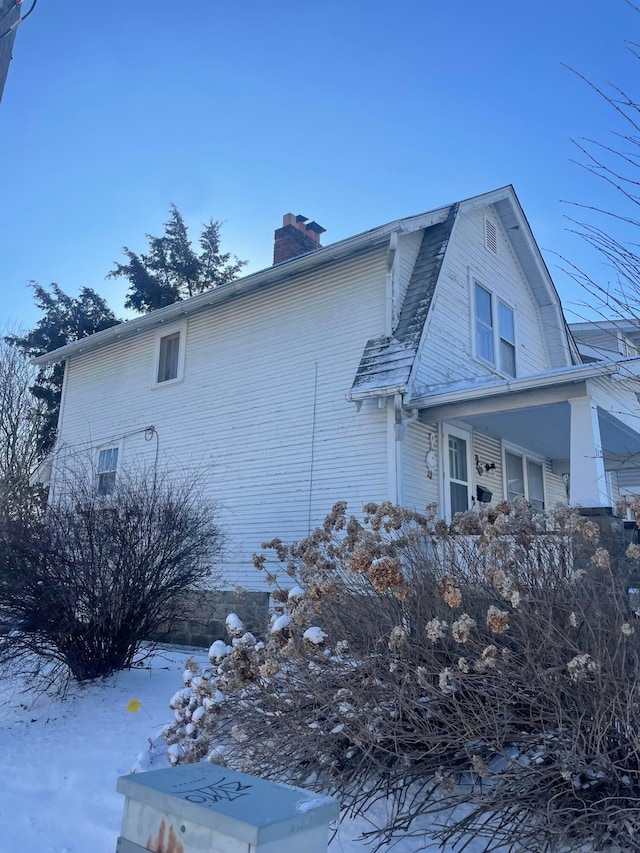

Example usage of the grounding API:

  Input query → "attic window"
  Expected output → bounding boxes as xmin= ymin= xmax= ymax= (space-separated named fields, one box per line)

xmin=484 ymin=218 xmax=498 ymax=255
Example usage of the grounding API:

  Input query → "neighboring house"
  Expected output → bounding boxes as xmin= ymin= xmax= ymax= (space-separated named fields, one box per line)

xmin=35 ymin=186 xmax=640 ymax=590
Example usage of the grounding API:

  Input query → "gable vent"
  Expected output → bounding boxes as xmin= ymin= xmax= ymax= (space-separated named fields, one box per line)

xmin=484 ymin=217 xmax=498 ymax=255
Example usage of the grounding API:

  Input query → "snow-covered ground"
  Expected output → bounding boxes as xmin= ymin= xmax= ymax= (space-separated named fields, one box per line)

xmin=0 ymin=648 xmax=488 ymax=853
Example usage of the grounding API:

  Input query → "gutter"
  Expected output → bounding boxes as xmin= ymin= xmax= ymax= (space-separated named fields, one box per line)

xmin=409 ymin=360 xmax=640 ymax=410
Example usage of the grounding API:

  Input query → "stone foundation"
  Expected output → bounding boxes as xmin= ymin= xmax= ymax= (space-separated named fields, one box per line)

xmin=153 ymin=589 xmax=269 ymax=648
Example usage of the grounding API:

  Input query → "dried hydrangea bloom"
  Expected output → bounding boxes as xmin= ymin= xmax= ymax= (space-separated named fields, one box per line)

xmin=259 ymin=657 xmax=281 ymax=678
xmin=438 ymin=667 xmax=453 ymax=691
xmin=252 ymin=553 xmax=266 ymax=570
xmin=471 ymin=754 xmax=490 ymax=777
xmin=349 ymin=548 xmax=372 ymax=574
xmin=487 ymin=605 xmax=509 ymax=634
xmin=388 ymin=625 xmax=408 ymax=651
xmin=495 ymin=500 xmax=512 ymax=515
xmin=582 ymin=521 xmax=600 ymax=541
xmin=368 ymin=557 xmax=406 ymax=593
xmin=621 ymin=622 xmax=635 ymax=636
xmin=438 ymin=576 xmax=462 ymax=608
xmin=335 ymin=639 xmax=349 ymax=656
xmin=434 ymin=519 xmax=449 ymax=538
xmin=425 ymin=617 xmax=448 ymax=643
xmin=627 ymin=543 xmax=640 ymax=560
xmin=416 ymin=666 xmax=430 ymax=689
xmin=567 ymin=653 xmax=597 ymax=682
xmin=569 ymin=611 xmax=578 ymax=628
xmin=451 ymin=613 xmax=476 ymax=644
xmin=592 ymin=547 xmax=611 ymax=569
xmin=473 ymin=645 xmax=499 ymax=672
xmin=435 ymin=770 xmax=456 ymax=794
xmin=457 ymin=657 xmax=469 ymax=673
xmin=568 ymin=568 xmax=586 ymax=585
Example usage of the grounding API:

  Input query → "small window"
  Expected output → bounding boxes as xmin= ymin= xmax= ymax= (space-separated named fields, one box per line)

xmin=157 ymin=331 xmax=181 ymax=383
xmin=97 ymin=446 xmax=118 ymax=496
xmin=153 ymin=322 xmax=186 ymax=386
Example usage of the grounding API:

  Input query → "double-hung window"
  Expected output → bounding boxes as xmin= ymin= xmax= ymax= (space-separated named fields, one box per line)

xmin=153 ymin=322 xmax=186 ymax=386
xmin=473 ymin=282 xmax=516 ymax=377
xmin=97 ymin=445 xmax=119 ymax=496
xmin=504 ymin=446 xmax=545 ymax=510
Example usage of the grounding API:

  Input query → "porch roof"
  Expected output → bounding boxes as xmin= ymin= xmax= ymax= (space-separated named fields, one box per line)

xmin=410 ymin=359 xmax=640 ymax=413
xmin=412 ymin=359 xmax=640 ymax=468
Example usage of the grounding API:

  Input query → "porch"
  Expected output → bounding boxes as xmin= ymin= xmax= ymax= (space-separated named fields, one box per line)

xmin=410 ymin=361 xmax=640 ymax=513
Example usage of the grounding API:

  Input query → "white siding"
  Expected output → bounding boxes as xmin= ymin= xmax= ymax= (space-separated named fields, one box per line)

xmin=469 ymin=431 xmax=566 ymax=512
xmin=54 ymin=248 xmax=391 ymax=590
xmin=401 ymin=421 xmax=439 ymax=511
xmin=472 ymin=432 xmax=503 ymax=504
xmin=545 ymin=461 xmax=568 ymax=509
xmin=412 ymin=206 xmax=552 ymax=394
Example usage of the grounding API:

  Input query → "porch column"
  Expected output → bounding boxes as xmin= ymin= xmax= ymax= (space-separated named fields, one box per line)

xmin=568 ymin=396 xmax=609 ymax=506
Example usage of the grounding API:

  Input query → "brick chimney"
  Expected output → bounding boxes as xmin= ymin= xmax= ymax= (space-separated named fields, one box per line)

xmin=273 ymin=213 xmax=326 ymax=264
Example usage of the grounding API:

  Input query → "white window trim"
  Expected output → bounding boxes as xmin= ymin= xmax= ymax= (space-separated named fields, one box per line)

xmin=470 ymin=274 xmax=518 ymax=378
xmin=152 ymin=320 xmax=187 ymax=388
xmin=95 ymin=440 xmax=122 ymax=496
xmin=501 ymin=440 xmax=546 ymax=509
xmin=442 ymin=423 xmax=474 ymax=520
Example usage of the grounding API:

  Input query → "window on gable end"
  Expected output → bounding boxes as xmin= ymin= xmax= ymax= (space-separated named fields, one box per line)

xmin=498 ymin=300 xmax=516 ymax=377
xmin=473 ymin=281 xmax=517 ymax=378
xmin=153 ymin=322 xmax=186 ymax=386
xmin=97 ymin=445 xmax=119 ymax=496
xmin=474 ymin=283 xmax=494 ymax=365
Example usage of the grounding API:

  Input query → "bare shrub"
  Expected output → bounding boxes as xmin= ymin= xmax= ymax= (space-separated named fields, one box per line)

xmin=0 ymin=467 xmax=224 ymax=686
xmin=0 ymin=334 xmax=47 ymax=520
xmin=163 ymin=501 xmax=640 ymax=852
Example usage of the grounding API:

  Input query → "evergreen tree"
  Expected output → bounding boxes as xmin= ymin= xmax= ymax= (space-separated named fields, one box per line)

xmin=109 ymin=205 xmax=247 ymax=313
xmin=6 ymin=284 xmax=120 ymax=453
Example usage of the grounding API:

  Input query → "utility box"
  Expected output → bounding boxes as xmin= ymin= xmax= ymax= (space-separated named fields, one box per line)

xmin=116 ymin=763 xmax=339 ymax=853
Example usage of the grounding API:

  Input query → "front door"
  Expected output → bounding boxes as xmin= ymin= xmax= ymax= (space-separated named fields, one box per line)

xmin=443 ymin=424 xmax=473 ymax=519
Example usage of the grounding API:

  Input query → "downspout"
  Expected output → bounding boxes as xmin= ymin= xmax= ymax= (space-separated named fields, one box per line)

xmin=387 ymin=395 xmax=400 ymax=504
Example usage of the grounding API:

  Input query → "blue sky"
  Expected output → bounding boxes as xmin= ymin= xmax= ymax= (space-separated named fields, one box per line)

xmin=0 ymin=0 xmax=638 ymax=329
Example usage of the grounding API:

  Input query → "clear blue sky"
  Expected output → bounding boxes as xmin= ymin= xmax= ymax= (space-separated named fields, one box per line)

xmin=0 ymin=0 xmax=637 ymax=330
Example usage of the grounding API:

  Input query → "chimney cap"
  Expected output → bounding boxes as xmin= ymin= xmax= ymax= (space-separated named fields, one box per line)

xmin=305 ymin=220 xmax=326 ymax=236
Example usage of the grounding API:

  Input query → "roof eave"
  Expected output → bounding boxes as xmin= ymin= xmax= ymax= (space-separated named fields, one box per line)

xmin=409 ymin=361 xmax=635 ymax=410
xmin=347 ymin=384 xmax=408 ymax=402
xmin=32 ymin=208 xmax=453 ymax=368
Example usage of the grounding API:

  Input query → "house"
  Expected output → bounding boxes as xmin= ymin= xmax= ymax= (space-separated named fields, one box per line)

xmin=35 ymin=186 xmax=640 ymax=591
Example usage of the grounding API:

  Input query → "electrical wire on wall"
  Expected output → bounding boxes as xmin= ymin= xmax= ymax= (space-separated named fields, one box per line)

xmin=144 ymin=425 xmax=160 ymax=486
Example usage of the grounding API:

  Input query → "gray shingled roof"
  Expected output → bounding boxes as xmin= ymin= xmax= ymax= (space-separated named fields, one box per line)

xmin=350 ymin=204 xmax=458 ymax=397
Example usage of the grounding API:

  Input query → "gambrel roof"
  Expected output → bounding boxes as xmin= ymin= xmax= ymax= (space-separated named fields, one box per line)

xmin=347 ymin=186 xmax=580 ymax=402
